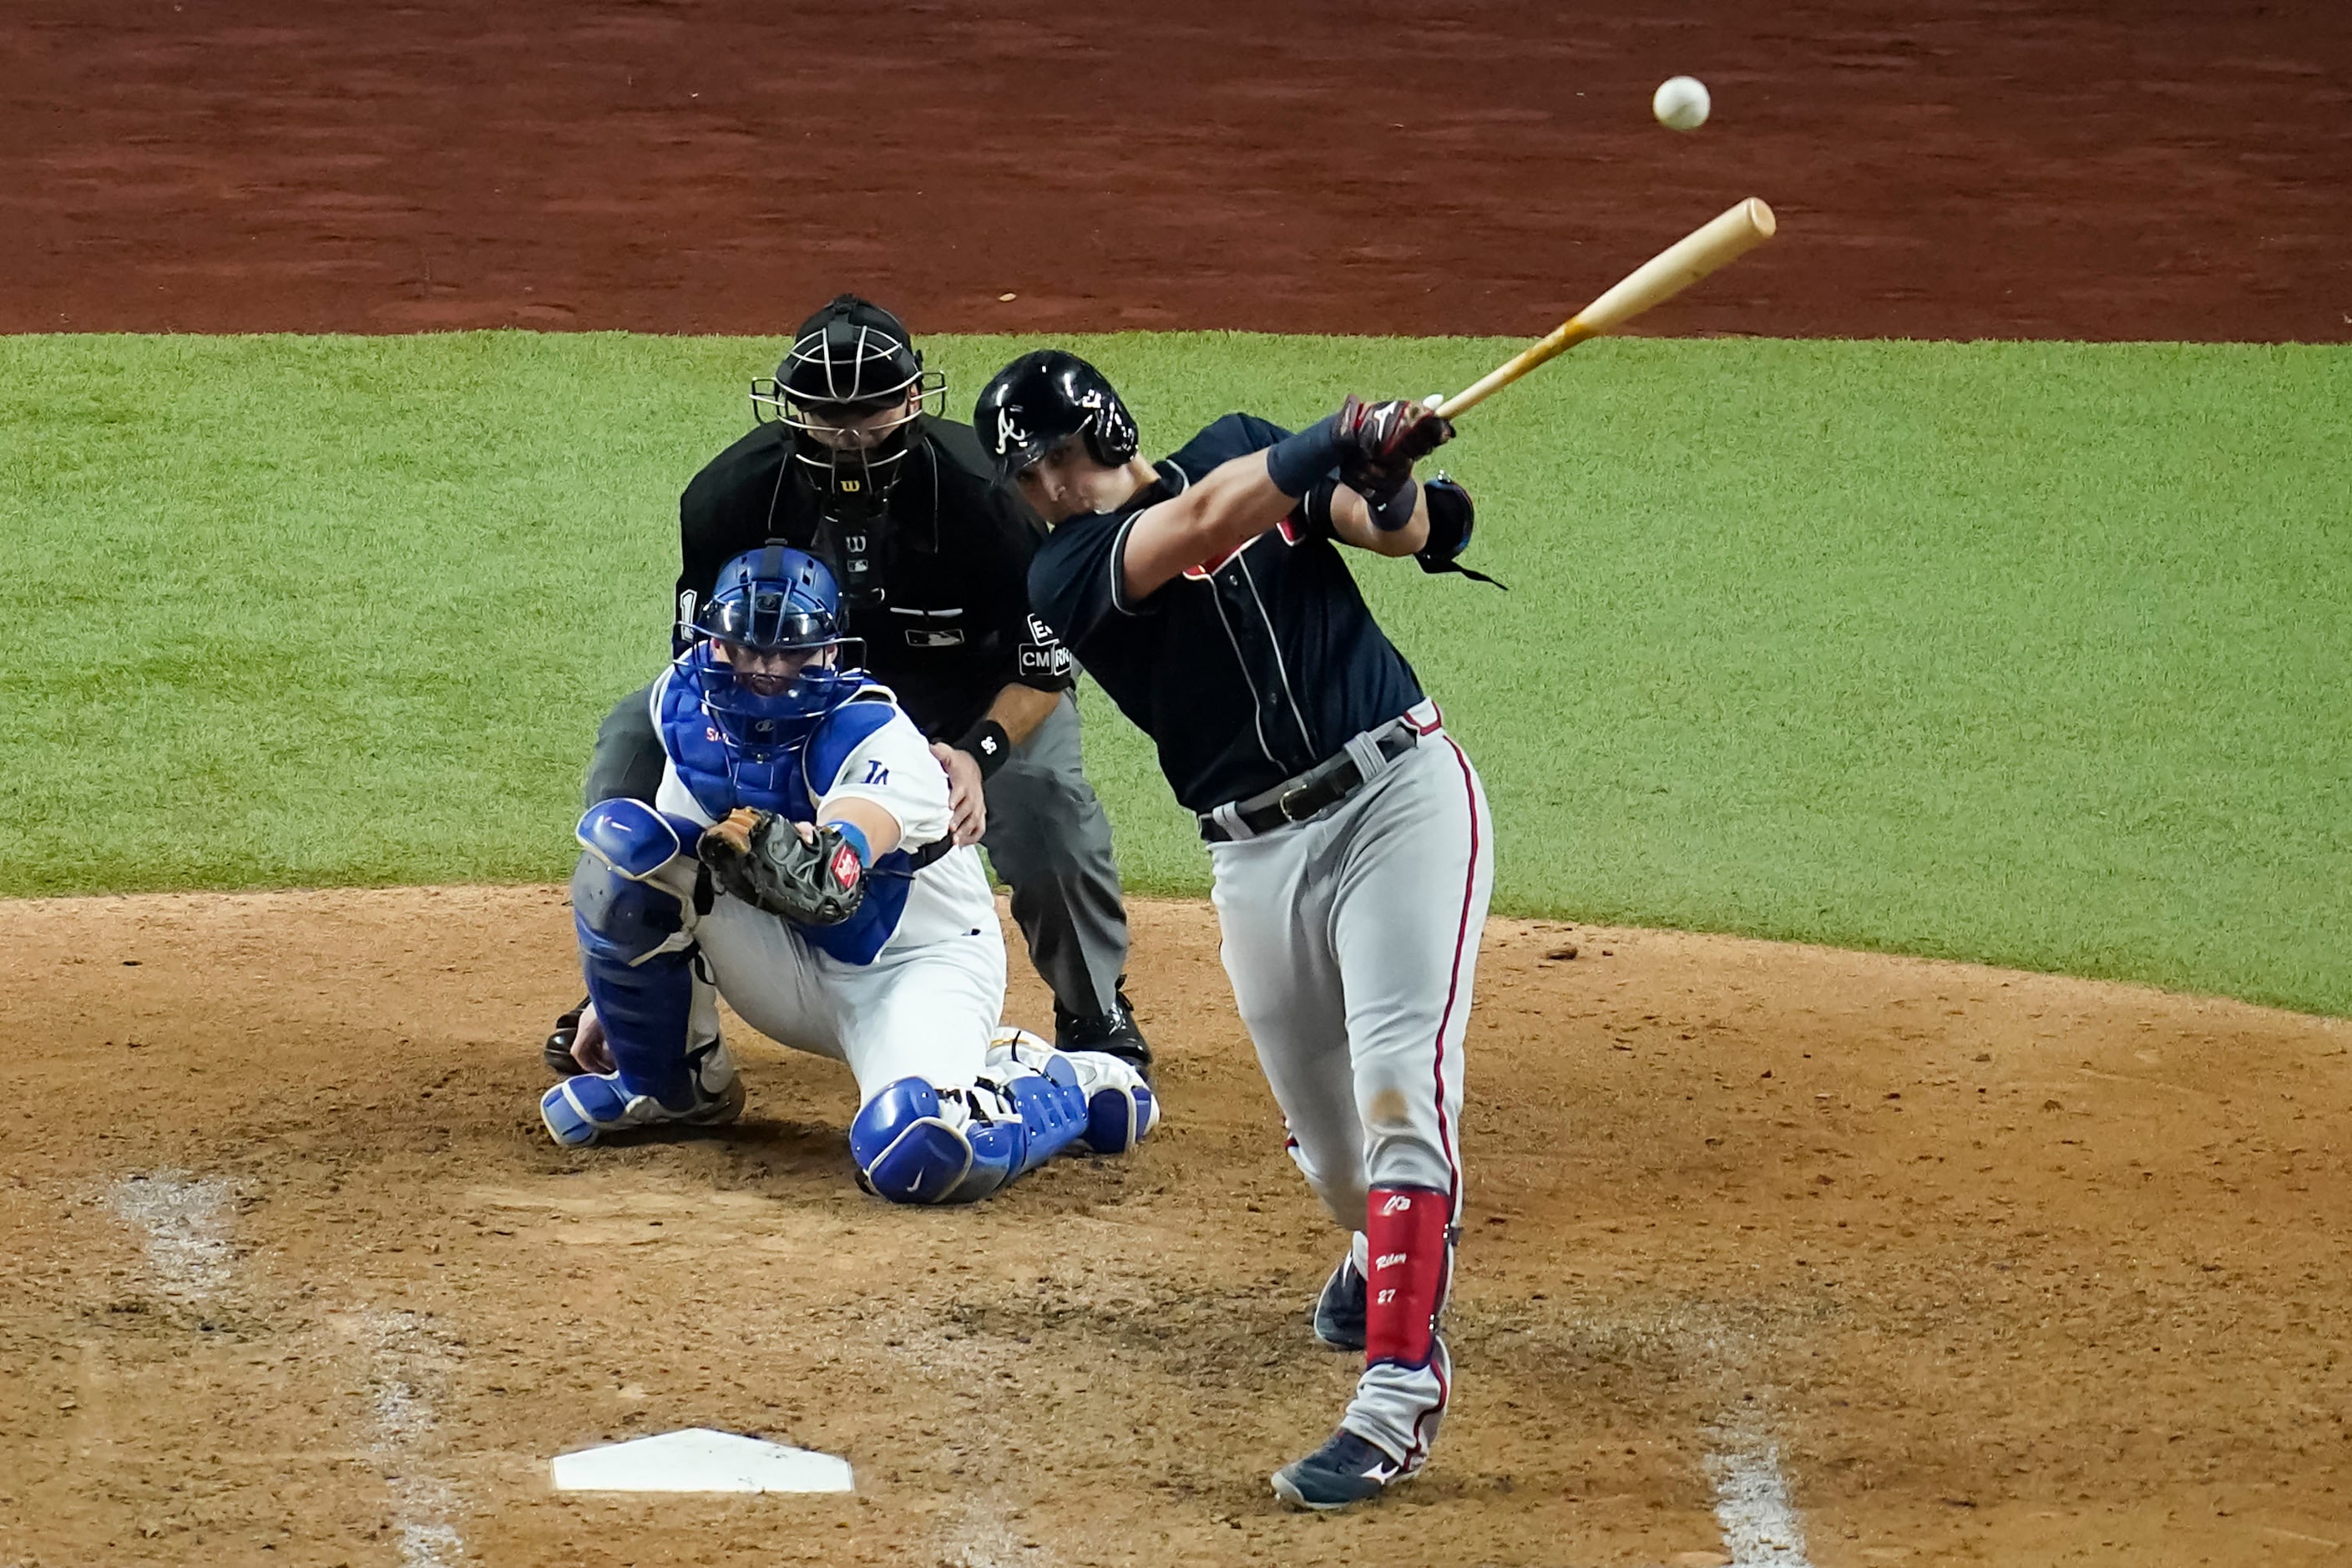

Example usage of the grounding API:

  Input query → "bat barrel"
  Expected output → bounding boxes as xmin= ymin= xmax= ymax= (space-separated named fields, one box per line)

xmin=1573 ymin=197 xmax=1775 ymax=336
xmin=1434 ymin=197 xmax=1777 ymax=421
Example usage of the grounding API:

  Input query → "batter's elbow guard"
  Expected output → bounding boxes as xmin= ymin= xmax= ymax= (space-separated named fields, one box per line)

xmin=1414 ymin=473 xmax=1506 ymax=589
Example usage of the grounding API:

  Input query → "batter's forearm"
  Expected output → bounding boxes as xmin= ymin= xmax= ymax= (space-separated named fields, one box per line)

xmin=1328 ymin=483 xmax=1431 ymax=556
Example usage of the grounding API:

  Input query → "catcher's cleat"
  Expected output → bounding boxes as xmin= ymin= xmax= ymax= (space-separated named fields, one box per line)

xmin=1054 ymin=986 xmax=1151 ymax=1078
xmin=539 ymin=1044 xmax=745 ymax=1146
xmin=1271 ymin=1429 xmax=1414 ymax=1511
xmin=543 ymin=996 xmax=589 ymax=1077
xmin=1313 ymin=1246 xmax=1368 ymax=1352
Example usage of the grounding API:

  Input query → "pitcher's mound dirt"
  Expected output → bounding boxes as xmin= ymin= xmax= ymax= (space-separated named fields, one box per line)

xmin=3 ymin=888 xmax=2347 ymax=1566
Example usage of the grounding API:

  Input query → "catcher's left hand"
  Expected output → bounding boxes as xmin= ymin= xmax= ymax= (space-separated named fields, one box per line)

xmin=696 ymin=807 xmax=867 ymax=926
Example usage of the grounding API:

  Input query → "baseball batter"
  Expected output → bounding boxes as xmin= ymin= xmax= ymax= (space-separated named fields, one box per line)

xmin=546 ymin=543 xmax=1157 ymax=1203
xmin=973 ymin=352 xmax=1492 ymax=1508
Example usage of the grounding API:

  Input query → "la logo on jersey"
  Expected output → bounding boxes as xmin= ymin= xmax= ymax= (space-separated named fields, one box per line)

xmin=862 ymin=760 xmax=890 ymax=785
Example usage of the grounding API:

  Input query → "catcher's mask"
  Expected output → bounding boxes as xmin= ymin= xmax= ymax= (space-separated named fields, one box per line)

xmin=684 ymin=545 xmax=866 ymax=762
xmin=751 ymin=295 xmax=946 ymax=515
xmin=972 ymin=349 xmax=1141 ymax=485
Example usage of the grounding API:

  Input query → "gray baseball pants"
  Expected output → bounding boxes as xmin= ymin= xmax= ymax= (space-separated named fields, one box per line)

xmin=1205 ymin=709 xmax=1493 ymax=1469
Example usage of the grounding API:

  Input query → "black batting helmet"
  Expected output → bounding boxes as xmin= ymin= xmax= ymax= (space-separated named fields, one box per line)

xmin=973 ymin=351 xmax=1141 ymax=483
xmin=751 ymin=294 xmax=945 ymax=508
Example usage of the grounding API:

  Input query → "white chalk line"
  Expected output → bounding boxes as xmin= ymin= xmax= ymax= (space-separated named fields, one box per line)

xmin=361 ymin=1308 xmax=467 ymax=1568
xmin=107 ymin=1172 xmax=235 ymax=1300
xmin=1540 ymin=1297 xmax=1817 ymax=1567
xmin=1704 ymin=1424 xmax=1813 ymax=1568
xmin=107 ymin=1172 xmax=466 ymax=1565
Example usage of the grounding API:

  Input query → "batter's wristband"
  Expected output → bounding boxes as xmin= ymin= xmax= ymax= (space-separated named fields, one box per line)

xmin=957 ymin=718 xmax=1014 ymax=781
xmin=1365 ymin=478 xmax=1418 ymax=533
xmin=1264 ymin=415 xmax=1343 ymax=498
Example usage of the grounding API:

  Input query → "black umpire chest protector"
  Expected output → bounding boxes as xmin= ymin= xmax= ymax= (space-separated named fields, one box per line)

xmin=677 ymin=419 xmax=1061 ymax=740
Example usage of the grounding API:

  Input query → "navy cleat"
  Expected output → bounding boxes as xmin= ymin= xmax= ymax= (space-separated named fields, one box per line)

xmin=539 ymin=1044 xmax=744 ymax=1146
xmin=1271 ymin=1429 xmax=1413 ymax=1511
xmin=1312 ymin=1247 xmax=1367 ymax=1352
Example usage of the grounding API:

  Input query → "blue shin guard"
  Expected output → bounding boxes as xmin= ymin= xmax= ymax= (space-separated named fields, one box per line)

xmin=986 ymin=1027 xmax=1159 ymax=1156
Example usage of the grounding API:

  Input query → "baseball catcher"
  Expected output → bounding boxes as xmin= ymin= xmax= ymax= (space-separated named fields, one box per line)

xmin=544 ymin=544 xmax=1156 ymax=1202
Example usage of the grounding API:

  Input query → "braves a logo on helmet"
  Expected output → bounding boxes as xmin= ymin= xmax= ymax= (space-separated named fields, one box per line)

xmin=995 ymin=405 xmax=1031 ymax=457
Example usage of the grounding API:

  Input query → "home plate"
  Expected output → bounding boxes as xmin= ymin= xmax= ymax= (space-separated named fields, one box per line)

xmin=550 ymin=1429 xmax=854 ymax=1494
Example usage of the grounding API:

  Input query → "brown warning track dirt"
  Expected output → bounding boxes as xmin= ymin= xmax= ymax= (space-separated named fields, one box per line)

xmin=4 ymin=888 xmax=2348 ymax=1565
xmin=5 ymin=1 xmax=2347 ymax=340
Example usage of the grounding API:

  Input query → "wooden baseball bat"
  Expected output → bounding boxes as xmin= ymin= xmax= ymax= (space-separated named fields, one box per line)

xmin=1434 ymin=197 xmax=1777 ymax=420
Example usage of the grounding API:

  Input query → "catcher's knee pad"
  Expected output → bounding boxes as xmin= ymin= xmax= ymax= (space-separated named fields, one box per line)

xmin=851 ymin=1078 xmax=988 ymax=1205
xmin=849 ymin=1064 xmax=1095 ymax=1205
xmin=573 ymin=799 xmax=705 ymax=963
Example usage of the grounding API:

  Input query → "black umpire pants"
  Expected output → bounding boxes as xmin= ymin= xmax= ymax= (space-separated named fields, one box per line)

xmin=582 ymin=685 xmax=1134 ymax=1023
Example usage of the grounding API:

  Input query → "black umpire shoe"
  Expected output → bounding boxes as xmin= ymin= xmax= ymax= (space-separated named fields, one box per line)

xmin=544 ymin=996 xmax=588 ymax=1076
xmin=1055 ymin=985 xmax=1151 ymax=1077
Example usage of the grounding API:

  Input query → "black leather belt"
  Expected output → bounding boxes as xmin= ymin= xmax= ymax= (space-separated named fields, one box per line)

xmin=1199 ymin=723 xmax=1423 ymax=842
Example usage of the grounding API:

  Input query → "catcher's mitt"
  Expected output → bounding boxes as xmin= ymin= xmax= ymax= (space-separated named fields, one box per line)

xmin=696 ymin=808 xmax=867 ymax=926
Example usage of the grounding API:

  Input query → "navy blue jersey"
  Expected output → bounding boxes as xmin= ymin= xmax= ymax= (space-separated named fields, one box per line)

xmin=1028 ymin=413 xmax=1426 ymax=813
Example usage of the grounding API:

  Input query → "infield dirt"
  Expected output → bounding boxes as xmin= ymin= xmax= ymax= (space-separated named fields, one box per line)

xmin=5 ymin=889 xmax=2347 ymax=1565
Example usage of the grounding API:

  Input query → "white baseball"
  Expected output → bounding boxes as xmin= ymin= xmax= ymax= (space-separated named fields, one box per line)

xmin=1652 ymin=75 xmax=1711 ymax=132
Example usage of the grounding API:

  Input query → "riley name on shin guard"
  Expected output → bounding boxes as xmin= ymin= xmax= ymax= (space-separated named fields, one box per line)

xmin=1363 ymin=1185 xmax=1457 ymax=1368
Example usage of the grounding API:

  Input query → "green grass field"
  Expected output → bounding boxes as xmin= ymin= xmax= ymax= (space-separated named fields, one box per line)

xmin=3 ymin=332 xmax=2345 ymax=1015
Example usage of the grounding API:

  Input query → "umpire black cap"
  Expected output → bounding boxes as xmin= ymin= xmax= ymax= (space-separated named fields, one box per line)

xmin=974 ymin=350 xmax=1141 ymax=483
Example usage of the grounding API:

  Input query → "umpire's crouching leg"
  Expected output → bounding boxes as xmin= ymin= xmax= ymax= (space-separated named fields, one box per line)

xmin=979 ymin=694 xmax=1140 ymax=1057
xmin=584 ymin=682 xmax=667 ymax=808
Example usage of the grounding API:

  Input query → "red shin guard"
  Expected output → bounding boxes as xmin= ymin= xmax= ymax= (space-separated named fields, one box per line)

xmin=1363 ymin=1185 xmax=1455 ymax=1368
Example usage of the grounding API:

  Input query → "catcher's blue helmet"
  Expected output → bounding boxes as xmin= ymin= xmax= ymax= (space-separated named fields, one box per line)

xmin=684 ymin=544 xmax=862 ymax=760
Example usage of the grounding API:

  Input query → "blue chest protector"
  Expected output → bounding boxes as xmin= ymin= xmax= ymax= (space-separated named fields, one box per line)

xmin=656 ymin=671 xmax=923 ymax=965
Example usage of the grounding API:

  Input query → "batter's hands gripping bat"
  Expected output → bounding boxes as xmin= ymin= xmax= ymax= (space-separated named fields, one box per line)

xmin=1434 ymin=197 xmax=1777 ymax=420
